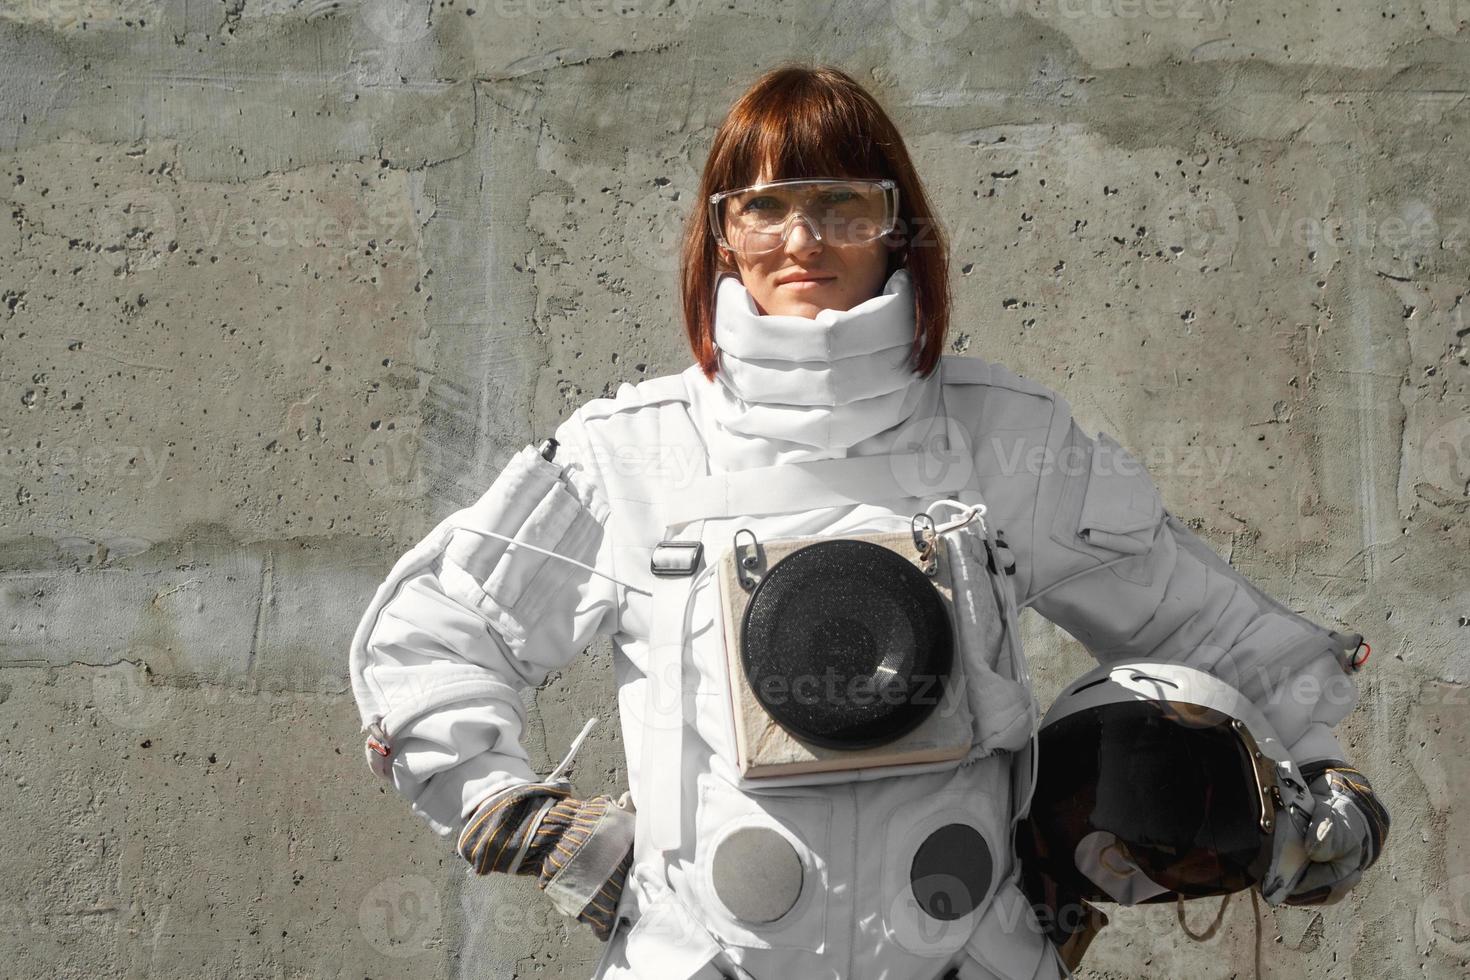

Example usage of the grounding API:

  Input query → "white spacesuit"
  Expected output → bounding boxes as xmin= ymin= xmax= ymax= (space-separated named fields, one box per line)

xmin=348 ymin=267 xmax=1363 ymax=980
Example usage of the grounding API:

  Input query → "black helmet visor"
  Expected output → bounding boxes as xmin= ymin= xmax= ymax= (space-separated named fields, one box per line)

xmin=1029 ymin=699 xmax=1273 ymax=902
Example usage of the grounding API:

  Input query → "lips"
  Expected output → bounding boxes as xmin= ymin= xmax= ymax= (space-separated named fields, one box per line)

xmin=777 ymin=273 xmax=835 ymax=285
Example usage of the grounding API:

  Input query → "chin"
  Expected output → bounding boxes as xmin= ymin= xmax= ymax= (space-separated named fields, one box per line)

xmin=774 ymin=301 xmax=824 ymax=319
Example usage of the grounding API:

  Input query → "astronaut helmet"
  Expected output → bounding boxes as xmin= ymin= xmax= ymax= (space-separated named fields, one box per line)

xmin=1017 ymin=660 xmax=1315 ymax=912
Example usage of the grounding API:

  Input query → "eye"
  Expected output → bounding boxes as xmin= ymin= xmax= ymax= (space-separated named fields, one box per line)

xmin=739 ymin=195 xmax=780 ymax=213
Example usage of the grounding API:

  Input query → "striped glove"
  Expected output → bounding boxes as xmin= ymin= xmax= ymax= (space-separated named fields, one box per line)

xmin=457 ymin=782 xmax=636 ymax=940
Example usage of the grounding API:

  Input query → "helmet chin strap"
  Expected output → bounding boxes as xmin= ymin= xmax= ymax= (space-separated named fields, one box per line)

xmin=1176 ymin=891 xmax=1267 ymax=980
xmin=1070 ymin=830 xmax=1268 ymax=980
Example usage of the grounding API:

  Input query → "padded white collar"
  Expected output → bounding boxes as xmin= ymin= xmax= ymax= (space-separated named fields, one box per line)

xmin=703 ymin=267 xmax=936 ymax=470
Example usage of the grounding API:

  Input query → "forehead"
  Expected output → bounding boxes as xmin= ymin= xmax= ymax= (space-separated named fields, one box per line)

xmin=733 ymin=175 xmax=861 ymax=195
xmin=744 ymin=152 xmax=858 ymax=186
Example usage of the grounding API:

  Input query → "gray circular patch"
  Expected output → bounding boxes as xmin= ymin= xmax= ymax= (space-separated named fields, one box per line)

xmin=711 ymin=825 xmax=803 ymax=924
xmin=910 ymin=823 xmax=992 ymax=921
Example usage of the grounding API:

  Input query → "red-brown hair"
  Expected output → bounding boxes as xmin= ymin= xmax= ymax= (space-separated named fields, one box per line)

xmin=680 ymin=63 xmax=952 ymax=382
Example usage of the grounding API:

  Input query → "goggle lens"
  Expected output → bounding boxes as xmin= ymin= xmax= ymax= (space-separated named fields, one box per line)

xmin=712 ymin=179 xmax=895 ymax=255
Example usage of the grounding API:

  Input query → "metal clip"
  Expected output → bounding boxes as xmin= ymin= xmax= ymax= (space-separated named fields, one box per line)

xmin=651 ymin=540 xmax=704 ymax=577
xmin=911 ymin=513 xmax=935 ymax=553
xmin=734 ymin=528 xmax=763 ymax=592
xmin=909 ymin=514 xmax=938 ymax=576
xmin=985 ymin=529 xmax=1017 ymax=576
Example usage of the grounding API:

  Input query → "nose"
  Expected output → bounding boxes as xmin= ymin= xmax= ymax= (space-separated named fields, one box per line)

xmin=782 ymin=212 xmax=824 ymax=257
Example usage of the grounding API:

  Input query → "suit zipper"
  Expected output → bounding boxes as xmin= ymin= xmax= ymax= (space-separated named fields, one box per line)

xmin=846 ymin=780 xmax=859 ymax=979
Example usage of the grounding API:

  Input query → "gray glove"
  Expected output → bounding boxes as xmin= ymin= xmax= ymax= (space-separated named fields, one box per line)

xmin=1263 ymin=761 xmax=1390 ymax=906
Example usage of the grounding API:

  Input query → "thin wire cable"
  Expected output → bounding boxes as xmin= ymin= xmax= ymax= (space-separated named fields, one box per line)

xmin=1252 ymin=888 xmax=1264 ymax=980
xmin=1172 ymin=890 xmax=1266 ymax=980
xmin=1176 ymin=892 xmax=1231 ymax=940
xmin=446 ymin=524 xmax=654 ymax=597
xmin=869 ymin=501 xmax=1044 ymax=832
xmin=1051 ymin=934 xmax=1077 ymax=978
xmin=451 ymin=501 xmax=990 ymax=604
xmin=863 ymin=503 xmax=1151 ymax=612
xmin=1017 ymin=550 xmax=1153 ymax=610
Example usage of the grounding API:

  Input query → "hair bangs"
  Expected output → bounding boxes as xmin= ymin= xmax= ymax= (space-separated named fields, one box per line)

xmin=731 ymin=97 xmax=888 ymax=188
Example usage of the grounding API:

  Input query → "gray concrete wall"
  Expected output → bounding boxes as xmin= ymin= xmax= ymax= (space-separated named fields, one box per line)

xmin=0 ymin=1 xmax=1464 ymax=977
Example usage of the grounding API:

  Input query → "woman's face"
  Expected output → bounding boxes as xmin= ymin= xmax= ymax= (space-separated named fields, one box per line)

xmin=716 ymin=171 xmax=898 ymax=319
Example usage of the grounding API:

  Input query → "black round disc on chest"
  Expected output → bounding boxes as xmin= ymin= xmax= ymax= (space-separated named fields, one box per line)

xmin=740 ymin=538 xmax=953 ymax=750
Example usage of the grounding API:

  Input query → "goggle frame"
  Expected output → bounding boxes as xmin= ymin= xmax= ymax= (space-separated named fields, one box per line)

xmin=707 ymin=177 xmax=900 ymax=256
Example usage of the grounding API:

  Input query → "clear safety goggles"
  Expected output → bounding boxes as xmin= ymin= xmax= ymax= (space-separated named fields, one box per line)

xmin=707 ymin=177 xmax=899 ymax=256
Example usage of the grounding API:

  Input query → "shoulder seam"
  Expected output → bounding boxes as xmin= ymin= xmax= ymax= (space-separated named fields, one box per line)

xmin=941 ymin=354 xmax=1055 ymax=401
xmin=579 ymin=374 xmax=690 ymax=421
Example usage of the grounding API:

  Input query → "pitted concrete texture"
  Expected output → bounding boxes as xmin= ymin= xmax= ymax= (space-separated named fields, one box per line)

xmin=0 ymin=2 xmax=1465 ymax=978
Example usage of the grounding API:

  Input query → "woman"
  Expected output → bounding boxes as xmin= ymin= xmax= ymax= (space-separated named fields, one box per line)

xmin=348 ymin=65 xmax=1388 ymax=980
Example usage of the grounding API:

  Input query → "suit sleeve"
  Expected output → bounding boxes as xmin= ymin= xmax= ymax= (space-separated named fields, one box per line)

xmin=1021 ymin=392 xmax=1362 ymax=769
xmin=347 ymin=406 xmax=621 ymax=839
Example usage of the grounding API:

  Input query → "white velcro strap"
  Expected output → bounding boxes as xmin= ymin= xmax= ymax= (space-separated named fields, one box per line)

xmin=542 ymin=796 xmax=636 ymax=917
xmin=639 ymin=568 xmax=702 ymax=852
